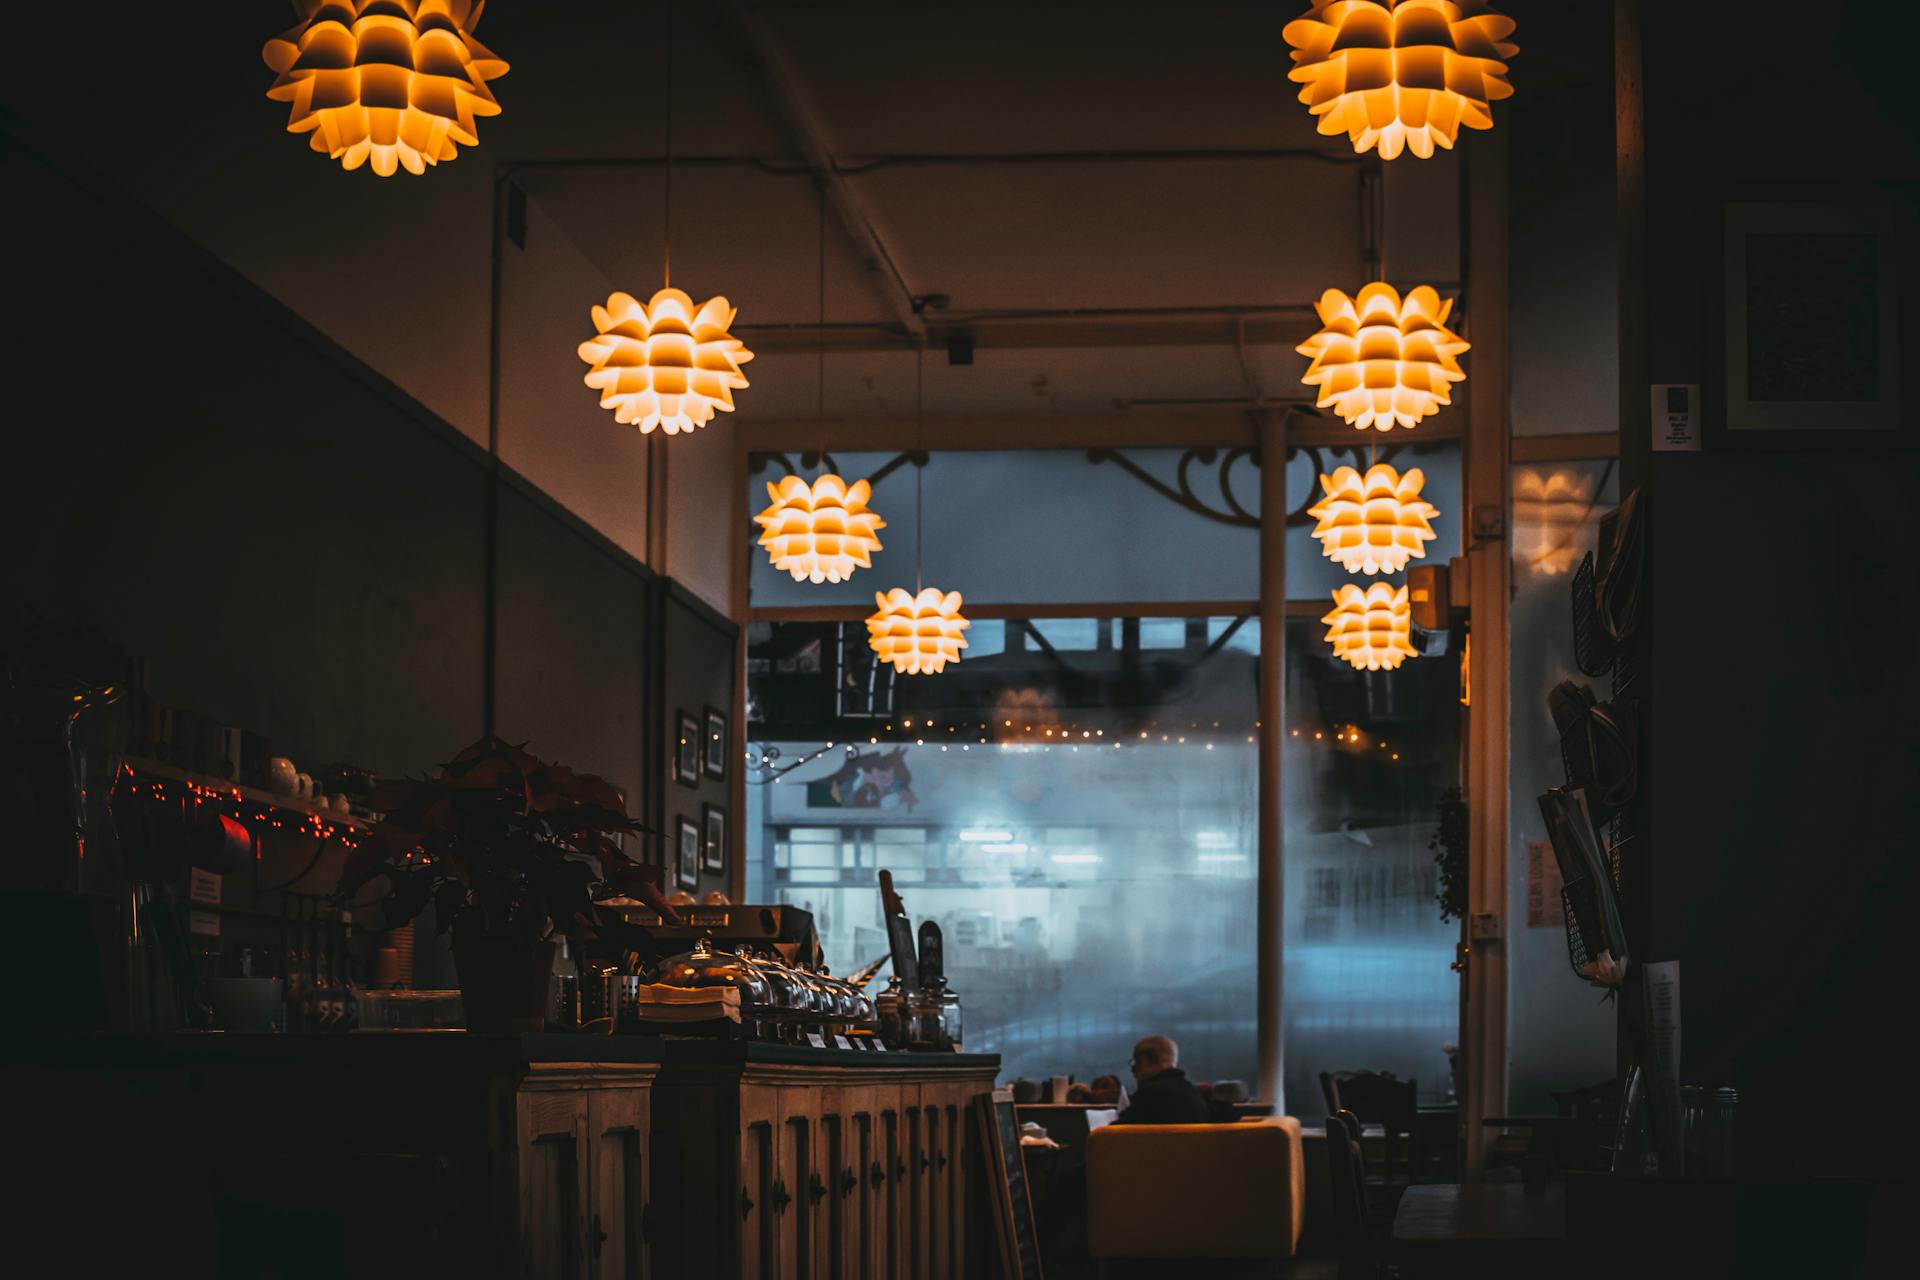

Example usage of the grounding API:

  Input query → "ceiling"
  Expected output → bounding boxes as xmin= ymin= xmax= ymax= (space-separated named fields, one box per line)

xmin=475 ymin=0 xmax=1470 ymax=422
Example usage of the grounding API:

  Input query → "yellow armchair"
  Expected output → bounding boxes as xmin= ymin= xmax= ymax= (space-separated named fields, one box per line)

xmin=1085 ymin=1117 xmax=1306 ymax=1259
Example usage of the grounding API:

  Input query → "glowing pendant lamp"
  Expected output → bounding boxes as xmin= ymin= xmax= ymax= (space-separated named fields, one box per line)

xmin=755 ymin=475 xmax=886 ymax=584
xmin=1283 ymin=1 xmax=1517 ymax=161
xmin=578 ymin=289 xmax=753 ymax=435
xmin=1308 ymin=462 xmax=1440 ymax=575
xmin=866 ymin=347 xmax=963 ymax=675
xmin=1322 ymin=582 xmax=1418 ymax=671
xmin=867 ymin=588 xmax=970 ymax=676
xmin=1512 ymin=467 xmax=1595 ymax=576
xmin=1298 ymin=283 xmax=1468 ymax=431
xmin=262 ymin=0 xmax=507 ymax=177
xmin=580 ymin=1 xmax=750 ymax=435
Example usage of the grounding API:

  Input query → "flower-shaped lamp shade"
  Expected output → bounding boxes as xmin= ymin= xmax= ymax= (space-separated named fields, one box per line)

xmin=867 ymin=588 xmax=970 ymax=676
xmin=755 ymin=474 xmax=887 ymax=584
xmin=1322 ymin=582 xmax=1418 ymax=671
xmin=1298 ymin=283 xmax=1469 ymax=431
xmin=263 ymin=0 xmax=507 ymax=177
xmin=1308 ymin=463 xmax=1440 ymax=575
xmin=1512 ymin=467 xmax=1597 ymax=576
xmin=577 ymin=288 xmax=754 ymax=435
xmin=1283 ymin=1 xmax=1517 ymax=160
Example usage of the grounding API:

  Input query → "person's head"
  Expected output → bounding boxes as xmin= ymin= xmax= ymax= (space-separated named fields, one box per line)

xmin=1129 ymin=1034 xmax=1178 ymax=1084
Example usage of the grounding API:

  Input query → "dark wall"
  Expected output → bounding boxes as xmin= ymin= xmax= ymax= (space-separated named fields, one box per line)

xmin=1620 ymin=0 xmax=1920 ymax=1178
xmin=660 ymin=586 xmax=742 ymax=901
xmin=1 ymin=130 xmax=733 ymax=896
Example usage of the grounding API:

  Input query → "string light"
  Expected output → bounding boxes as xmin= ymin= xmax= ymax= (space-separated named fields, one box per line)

xmin=1283 ymin=1 xmax=1517 ymax=161
xmin=262 ymin=0 xmax=507 ymax=177
xmin=1308 ymin=463 xmax=1440 ymax=575
xmin=1298 ymin=283 xmax=1469 ymax=431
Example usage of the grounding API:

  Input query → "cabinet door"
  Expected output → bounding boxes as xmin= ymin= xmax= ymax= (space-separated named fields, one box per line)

xmin=875 ymin=1091 xmax=903 ymax=1280
xmin=818 ymin=1110 xmax=846 ymax=1280
xmin=903 ymin=1092 xmax=929 ymax=1280
xmin=587 ymin=1088 xmax=651 ymax=1280
xmin=779 ymin=1091 xmax=816 ymax=1280
xmin=516 ymin=1089 xmax=589 ymax=1280
xmin=850 ymin=1110 xmax=875 ymax=1280
xmin=741 ymin=1115 xmax=778 ymax=1280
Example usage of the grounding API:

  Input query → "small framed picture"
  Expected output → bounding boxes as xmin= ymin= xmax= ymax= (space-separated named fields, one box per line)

xmin=674 ymin=710 xmax=700 ymax=787
xmin=676 ymin=815 xmax=700 ymax=888
xmin=703 ymin=706 xmax=728 ymax=781
xmin=702 ymin=803 xmax=727 ymax=875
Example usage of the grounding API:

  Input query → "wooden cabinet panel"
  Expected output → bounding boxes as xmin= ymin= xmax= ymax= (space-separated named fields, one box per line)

xmin=588 ymin=1087 xmax=650 ymax=1280
xmin=517 ymin=1089 xmax=588 ymax=1280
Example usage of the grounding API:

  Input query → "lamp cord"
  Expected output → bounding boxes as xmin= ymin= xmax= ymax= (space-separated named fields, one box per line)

xmin=818 ymin=181 xmax=827 ymax=465
xmin=915 ymin=344 xmax=925 ymax=593
xmin=663 ymin=0 xmax=674 ymax=288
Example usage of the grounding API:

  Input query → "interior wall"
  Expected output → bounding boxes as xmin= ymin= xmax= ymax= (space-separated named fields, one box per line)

xmin=1625 ymin=0 xmax=1918 ymax=1178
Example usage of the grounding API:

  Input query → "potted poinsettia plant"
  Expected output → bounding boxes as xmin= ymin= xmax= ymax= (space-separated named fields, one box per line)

xmin=337 ymin=736 xmax=676 ymax=1032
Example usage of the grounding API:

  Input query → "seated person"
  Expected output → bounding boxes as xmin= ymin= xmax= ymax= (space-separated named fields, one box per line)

xmin=1114 ymin=1034 xmax=1212 ymax=1125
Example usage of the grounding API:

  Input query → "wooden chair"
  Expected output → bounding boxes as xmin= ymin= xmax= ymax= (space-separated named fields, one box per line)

xmin=1320 ymin=1071 xmax=1421 ymax=1186
xmin=1324 ymin=1110 xmax=1376 ymax=1279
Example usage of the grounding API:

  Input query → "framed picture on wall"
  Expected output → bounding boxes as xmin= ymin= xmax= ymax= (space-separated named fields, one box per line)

xmin=676 ymin=815 xmax=700 ymax=888
xmin=1712 ymin=194 xmax=1914 ymax=448
xmin=702 ymin=803 xmax=727 ymax=875
xmin=703 ymin=706 xmax=728 ymax=781
xmin=674 ymin=710 xmax=700 ymax=787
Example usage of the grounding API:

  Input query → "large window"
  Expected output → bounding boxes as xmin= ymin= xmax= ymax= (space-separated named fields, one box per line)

xmin=746 ymin=443 xmax=1464 ymax=1106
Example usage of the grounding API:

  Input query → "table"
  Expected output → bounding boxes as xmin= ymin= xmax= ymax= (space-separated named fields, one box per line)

xmin=1392 ymin=1182 xmax=1567 ymax=1275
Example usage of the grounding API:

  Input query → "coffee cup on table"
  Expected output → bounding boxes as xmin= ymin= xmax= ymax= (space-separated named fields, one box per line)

xmin=268 ymin=758 xmax=297 ymax=796
xmin=294 ymin=773 xmax=313 ymax=800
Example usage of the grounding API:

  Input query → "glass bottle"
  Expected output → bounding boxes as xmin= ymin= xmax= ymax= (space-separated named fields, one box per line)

xmin=875 ymin=976 xmax=906 ymax=1049
xmin=933 ymin=977 xmax=962 ymax=1051
xmin=905 ymin=985 xmax=942 ymax=1051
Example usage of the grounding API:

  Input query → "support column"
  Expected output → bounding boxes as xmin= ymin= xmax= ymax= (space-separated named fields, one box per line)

xmin=1462 ymin=128 xmax=1512 ymax=1174
xmin=1256 ymin=409 xmax=1289 ymax=1111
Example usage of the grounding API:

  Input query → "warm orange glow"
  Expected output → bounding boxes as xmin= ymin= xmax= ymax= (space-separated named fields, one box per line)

xmin=1283 ymin=1 xmax=1517 ymax=160
xmin=1322 ymin=582 xmax=1418 ymax=671
xmin=1307 ymin=462 xmax=1440 ymax=575
xmin=1512 ymin=467 xmax=1597 ymax=576
xmin=1298 ymin=283 xmax=1468 ymax=431
xmin=754 ymin=474 xmax=886 ymax=584
xmin=577 ymin=288 xmax=754 ymax=435
xmin=866 ymin=588 xmax=970 ymax=676
xmin=263 ymin=1 xmax=507 ymax=177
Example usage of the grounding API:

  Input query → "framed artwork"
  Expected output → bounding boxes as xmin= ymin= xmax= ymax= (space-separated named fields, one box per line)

xmin=703 ymin=706 xmax=728 ymax=781
xmin=701 ymin=803 xmax=727 ymax=875
xmin=1711 ymin=195 xmax=1914 ymax=449
xmin=674 ymin=710 xmax=700 ymax=787
xmin=676 ymin=815 xmax=700 ymax=888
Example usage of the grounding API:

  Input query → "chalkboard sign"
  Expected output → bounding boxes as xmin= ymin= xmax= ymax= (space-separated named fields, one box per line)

xmin=976 ymin=1087 xmax=1044 ymax=1280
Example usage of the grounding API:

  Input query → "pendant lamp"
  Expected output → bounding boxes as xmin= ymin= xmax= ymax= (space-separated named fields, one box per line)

xmin=1307 ymin=462 xmax=1439 ymax=575
xmin=753 ymin=187 xmax=879 ymax=581
xmin=263 ymin=0 xmax=507 ymax=177
xmin=1298 ymin=283 xmax=1468 ymax=431
xmin=756 ymin=475 xmax=886 ymax=583
xmin=579 ymin=0 xmax=750 ymax=435
xmin=865 ymin=346 xmax=965 ymax=674
xmin=578 ymin=290 xmax=753 ymax=435
xmin=1283 ymin=1 xmax=1517 ymax=161
xmin=867 ymin=588 xmax=970 ymax=676
xmin=1323 ymin=582 xmax=1418 ymax=671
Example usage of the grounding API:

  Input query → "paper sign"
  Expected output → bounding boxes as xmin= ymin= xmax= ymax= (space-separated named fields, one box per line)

xmin=188 ymin=909 xmax=220 ymax=938
xmin=834 ymin=1035 xmax=855 ymax=1051
xmin=189 ymin=868 xmax=222 ymax=906
xmin=806 ymin=1032 xmax=827 ymax=1049
xmin=1526 ymin=840 xmax=1566 ymax=928
xmin=1651 ymin=384 xmax=1701 ymax=452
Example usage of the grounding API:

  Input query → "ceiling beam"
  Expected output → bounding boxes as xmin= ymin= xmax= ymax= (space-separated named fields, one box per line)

xmin=716 ymin=0 xmax=928 ymax=338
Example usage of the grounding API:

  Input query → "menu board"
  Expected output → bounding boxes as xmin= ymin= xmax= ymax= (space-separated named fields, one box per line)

xmin=977 ymin=1088 xmax=1044 ymax=1280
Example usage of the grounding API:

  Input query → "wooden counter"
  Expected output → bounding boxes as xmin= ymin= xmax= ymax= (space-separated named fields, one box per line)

xmin=3 ymin=1034 xmax=998 ymax=1279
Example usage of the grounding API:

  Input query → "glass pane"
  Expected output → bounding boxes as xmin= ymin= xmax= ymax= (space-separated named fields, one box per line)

xmin=1507 ymin=458 xmax=1620 ymax=1110
xmin=749 ymin=616 xmax=1260 ymax=1089
xmin=1028 ymin=619 xmax=1100 ymax=651
xmin=1139 ymin=618 xmax=1188 ymax=650
xmin=748 ymin=450 xmax=1260 ymax=607
xmin=1284 ymin=441 xmax=1462 ymax=602
xmin=1283 ymin=617 xmax=1463 ymax=1108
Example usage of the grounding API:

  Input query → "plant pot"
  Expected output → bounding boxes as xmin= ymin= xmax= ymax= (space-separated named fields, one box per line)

xmin=452 ymin=932 xmax=558 ymax=1034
